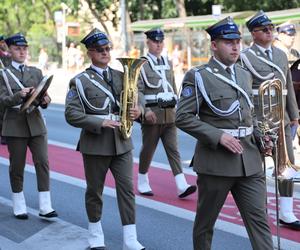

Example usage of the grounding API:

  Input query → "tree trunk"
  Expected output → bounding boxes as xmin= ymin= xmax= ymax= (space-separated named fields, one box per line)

xmin=175 ymin=0 xmax=187 ymax=17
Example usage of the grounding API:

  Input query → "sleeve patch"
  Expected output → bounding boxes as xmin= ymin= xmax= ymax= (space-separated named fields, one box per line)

xmin=67 ymin=89 xmax=76 ymax=100
xmin=181 ymin=86 xmax=193 ymax=97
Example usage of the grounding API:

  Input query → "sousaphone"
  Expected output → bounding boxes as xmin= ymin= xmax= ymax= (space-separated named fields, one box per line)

xmin=20 ymin=75 xmax=53 ymax=113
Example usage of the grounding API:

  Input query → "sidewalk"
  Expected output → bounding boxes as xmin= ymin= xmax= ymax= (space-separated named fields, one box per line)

xmin=0 ymin=197 xmax=88 ymax=250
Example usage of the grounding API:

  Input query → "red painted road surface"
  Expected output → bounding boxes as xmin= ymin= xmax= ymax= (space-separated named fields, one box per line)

xmin=1 ymin=144 xmax=299 ymax=243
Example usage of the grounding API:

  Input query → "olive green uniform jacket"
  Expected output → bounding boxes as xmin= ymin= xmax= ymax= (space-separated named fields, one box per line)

xmin=65 ymin=67 xmax=133 ymax=156
xmin=176 ymin=58 xmax=262 ymax=177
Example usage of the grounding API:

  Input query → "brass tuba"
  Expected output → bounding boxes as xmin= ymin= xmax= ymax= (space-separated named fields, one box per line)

xmin=258 ymin=78 xmax=300 ymax=174
xmin=117 ymin=58 xmax=146 ymax=139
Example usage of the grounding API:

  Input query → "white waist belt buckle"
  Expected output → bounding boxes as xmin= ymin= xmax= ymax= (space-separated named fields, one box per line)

xmin=237 ymin=126 xmax=248 ymax=138
xmin=109 ymin=114 xmax=120 ymax=122
xmin=222 ymin=126 xmax=253 ymax=138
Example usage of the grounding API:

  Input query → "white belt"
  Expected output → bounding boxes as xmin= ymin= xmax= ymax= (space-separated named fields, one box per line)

xmin=144 ymin=94 xmax=157 ymax=101
xmin=12 ymin=104 xmax=21 ymax=109
xmin=221 ymin=126 xmax=253 ymax=138
xmin=252 ymin=89 xmax=287 ymax=96
xmin=94 ymin=114 xmax=120 ymax=121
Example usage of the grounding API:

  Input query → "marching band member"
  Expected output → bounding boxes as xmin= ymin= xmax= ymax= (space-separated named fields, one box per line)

xmin=176 ymin=17 xmax=273 ymax=249
xmin=0 ymin=33 xmax=57 ymax=220
xmin=64 ymin=28 xmax=145 ymax=250
xmin=137 ymin=28 xmax=196 ymax=198
xmin=273 ymin=21 xmax=299 ymax=66
xmin=240 ymin=11 xmax=300 ymax=230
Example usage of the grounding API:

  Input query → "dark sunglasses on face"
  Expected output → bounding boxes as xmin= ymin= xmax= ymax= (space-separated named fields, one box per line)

xmin=89 ymin=46 xmax=111 ymax=53
xmin=253 ymin=25 xmax=274 ymax=33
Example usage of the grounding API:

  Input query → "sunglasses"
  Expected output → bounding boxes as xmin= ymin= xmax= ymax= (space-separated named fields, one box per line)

xmin=89 ymin=46 xmax=111 ymax=53
xmin=253 ymin=25 xmax=274 ymax=33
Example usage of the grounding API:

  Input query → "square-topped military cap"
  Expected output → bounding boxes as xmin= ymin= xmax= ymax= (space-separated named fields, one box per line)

xmin=5 ymin=33 xmax=28 ymax=46
xmin=276 ymin=21 xmax=296 ymax=36
xmin=206 ymin=17 xmax=241 ymax=40
xmin=144 ymin=28 xmax=164 ymax=41
xmin=81 ymin=28 xmax=110 ymax=48
xmin=246 ymin=10 xmax=273 ymax=31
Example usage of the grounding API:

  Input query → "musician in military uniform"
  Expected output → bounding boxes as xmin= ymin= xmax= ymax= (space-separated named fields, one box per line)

xmin=240 ymin=11 xmax=300 ymax=230
xmin=0 ymin=33 xmax=57 ymax=220
xmin=176 ymin=17 xmax=273 ymax=250
xmin=137 ymin=28 xmax=196 ymax=198
xmin=0 ymin=35 xmax=11 ymax=145
xmin=65 ymin=28 xmax=144 ymax=250
xmin=273 ymin=22 xmax=299 ymax=66
xmin=0 ymin=35 xmax=11 ymax=67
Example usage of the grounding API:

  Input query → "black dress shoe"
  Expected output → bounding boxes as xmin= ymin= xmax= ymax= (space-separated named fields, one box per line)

xmin=39 ymin=210 xmax=58 ymax=218
xmin=179 ymin=185 xmax=197 ymax=198
xmin=90 ymin=247 xmax=105 ymax=250
xmin=139 ymin=191 xmax=154 ymax=196
xmin=15 ymin=213 xmax=28 ymax=220
xmin=279 ymin=219 xmax=300 ymax=230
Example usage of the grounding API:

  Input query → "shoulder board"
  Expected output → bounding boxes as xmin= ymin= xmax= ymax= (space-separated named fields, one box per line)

xmin=241 ymin=47 xmax=250 ymax=54
xmin=140 ymin=56 xmax=149 ymax=61
xmin=192 ymin=65 xmax=206 ymax=72
xmin=236 ymin=63 xmax=249 ymax=72
xmin=73 ymin=72 xmax=85 ymax=80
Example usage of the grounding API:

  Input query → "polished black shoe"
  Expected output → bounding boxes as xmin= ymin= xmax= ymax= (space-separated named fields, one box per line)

xmin=139 ymin=191 xmax=154 ymax=196
xmin=15 ymin=213 xmax=28 ymax=220
xmin=279 ymin=219 xmax=300 ymax=230
xmin=179 ymin=185 xmax=197 ymax=198
xmin=39 ymin=210 xmax=58 ymax=218
xmin=90 ymin=247 xmax=105 ymax=250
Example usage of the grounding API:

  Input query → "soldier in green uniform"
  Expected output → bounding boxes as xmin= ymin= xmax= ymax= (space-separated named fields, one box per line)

xmin=0 ymin=35 xmax=11 ymax=67
xmin=0 ymin=33 xmax=57 ymax=220
xmin=0 ymin=35 xmax=11 ymax=145
xmin=240 ymin=11 xmax=300 ymax=230
xmin=273 ymin=22 xmax=299 ymax=66
xmin=137 ymin=28 xmax=196 ymax=198
xmin=176 ymin=17 xmax=273 ymax=250
xmin=65 ymin=28 xmax=145 ymax=250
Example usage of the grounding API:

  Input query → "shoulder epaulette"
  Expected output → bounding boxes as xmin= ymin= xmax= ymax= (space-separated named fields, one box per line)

xmin=192 ymin=65 xmax=206 ymax=72
xmin=241 ymin=47 xmax=250 ymax=54
xmin=236 ymin=63 xmax=249 ymax=72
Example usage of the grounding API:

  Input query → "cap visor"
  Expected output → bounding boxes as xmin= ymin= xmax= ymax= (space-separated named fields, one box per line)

xmin=94 ymin=39 xmax=109 ymax=46
xmin=15 ymin=42 xmax=28 ymax=46
xmin=220 ymin=34 xmax=241 ymax=40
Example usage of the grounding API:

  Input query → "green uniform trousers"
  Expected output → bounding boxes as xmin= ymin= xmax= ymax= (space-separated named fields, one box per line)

xmin=139 ymin=123 xmax=182 ymax=176
xmin=193 ymin=172 xmax=273 ymax=250
xmin=7 ymin=135 xmax=50 ymax=193
xmin=83 ymin=151 xmax=135 ymax=225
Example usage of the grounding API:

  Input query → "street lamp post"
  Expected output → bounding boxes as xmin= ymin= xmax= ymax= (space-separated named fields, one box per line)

xmin=120 ymin=0 xmax=129 ymax=55
xmin=61 ymin=2 xmax=68 ymax=70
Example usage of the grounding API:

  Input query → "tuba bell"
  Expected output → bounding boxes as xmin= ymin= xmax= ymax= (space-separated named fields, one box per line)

xmin=117 ymin=58 xmax=146 ymax=139
xmin=258 ymin=78 xmax=300 ymax=174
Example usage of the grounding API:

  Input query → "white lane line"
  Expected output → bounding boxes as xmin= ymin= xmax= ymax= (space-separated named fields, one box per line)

xmin=0 ymin=157 xmax=299 ymax=249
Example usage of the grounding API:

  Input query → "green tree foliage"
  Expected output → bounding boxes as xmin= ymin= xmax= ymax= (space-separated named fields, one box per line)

xmin=0 ymin=0 xmax=76 ymax=61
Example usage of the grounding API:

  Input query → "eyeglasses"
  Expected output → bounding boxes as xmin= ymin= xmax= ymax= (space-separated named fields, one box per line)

xmin=253 ymin=25 xmax=274 ymax=33
xmin=89 ymin=46 xmax=111 ymax=53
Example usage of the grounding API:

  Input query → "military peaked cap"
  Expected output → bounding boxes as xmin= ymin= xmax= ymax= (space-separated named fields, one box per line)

xmin=206 ymin=17 xmax=241 ymax=40
xmin=81 ymin=28 xmax=110 ymax=48
xmin=5 ymin=33 xmax=28 ymax=46
xmin=246 ymin=10 xmax=273 ymax=31
xmin=144 ymin=28 xmax=164 ymax=41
